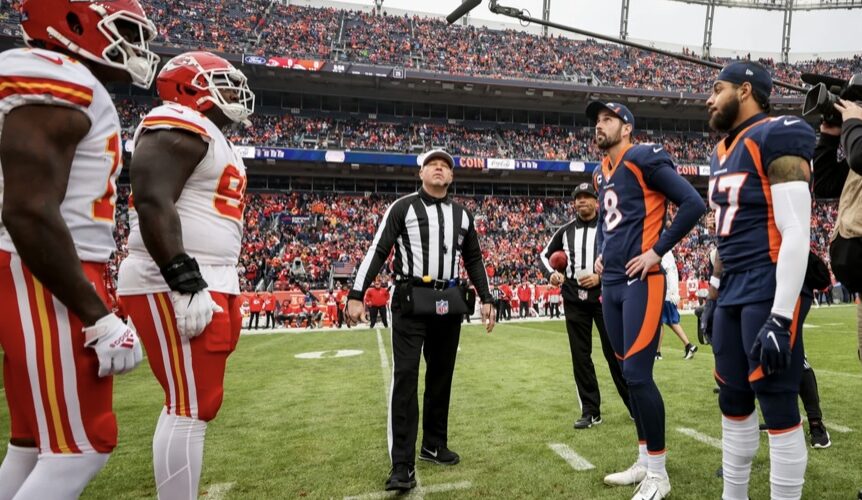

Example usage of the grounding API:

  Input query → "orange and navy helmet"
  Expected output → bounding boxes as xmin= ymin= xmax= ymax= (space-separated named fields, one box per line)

xmin=156 ymin=52 xmax=255 ymax=125
xmin=20 ymin=0 xmax=159 ymax=88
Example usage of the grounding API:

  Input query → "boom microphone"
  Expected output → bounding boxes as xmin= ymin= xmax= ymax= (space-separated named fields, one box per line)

xmin=446 ymin=0 xmax=482 ymax=24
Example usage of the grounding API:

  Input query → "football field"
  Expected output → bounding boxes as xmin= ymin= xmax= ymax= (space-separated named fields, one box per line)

xmin=2 ymin=306 xmax=860 ymax=499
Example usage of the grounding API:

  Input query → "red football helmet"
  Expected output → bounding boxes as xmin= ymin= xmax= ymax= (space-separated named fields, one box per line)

xmin=19 ymin=0 xmax=159 ymax=88
xmin=157 ymin=52 xmax=255 ymax=125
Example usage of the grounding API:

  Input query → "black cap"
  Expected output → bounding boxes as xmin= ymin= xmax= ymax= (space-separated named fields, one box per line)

xmin=572 ymin=182 xmax=597 ymax=199
xmin=716 ymin=61 xmax=773 ymax=99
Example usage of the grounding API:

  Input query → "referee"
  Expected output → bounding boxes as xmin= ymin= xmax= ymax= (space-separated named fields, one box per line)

xmin=346 ymin=149 xmax=495 ymax=493
xmin=541 ymin=183 xmax=630 ymax=429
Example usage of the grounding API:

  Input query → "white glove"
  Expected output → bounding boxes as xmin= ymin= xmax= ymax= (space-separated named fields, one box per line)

xmin=170 ymin=290 xmax=224 ymax=338
xmin=83 ymin=314 xmax=143 ymax=378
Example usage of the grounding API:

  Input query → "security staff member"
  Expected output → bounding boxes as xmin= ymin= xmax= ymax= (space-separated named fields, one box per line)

xmin=346 ymin=149 xmax=495 ymax=493
xmin=541 ymin=183 xmax=630 ymax=429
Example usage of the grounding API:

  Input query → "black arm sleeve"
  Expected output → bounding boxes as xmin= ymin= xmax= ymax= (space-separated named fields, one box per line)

xmin=813 ymin=132 xmax=849 ymax=199
xmin=841 ymin=118 xmax=862 ymax=177
xmin=348 ymin=200 xmax=405 ymax=301
xmin=462 ymin=214 xmax=493 ymax=304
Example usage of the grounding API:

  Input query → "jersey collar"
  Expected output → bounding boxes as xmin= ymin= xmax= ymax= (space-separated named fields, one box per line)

xmin=419 ymin=188 xmax=450 ymax=204
xmin=717 ymin=113 xmax=770 ymax=162
xmin=601 ymin=143 xmax=634 ymax=181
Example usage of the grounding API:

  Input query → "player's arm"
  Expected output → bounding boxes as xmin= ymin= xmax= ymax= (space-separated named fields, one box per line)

xmin=650 ymin=167 xmax=707 ymax=257
xmin=0 ymin=105 xmax=141 ymax=377
xmin=130 ymin=129 xmax=206 ymax=266
xmin=0 ymin=106 xmax=108 ymax=325
xmin=130 ymin=129 xmax=221 ymax=338
xmin=461 ymin=215 xmax=495 ymax=333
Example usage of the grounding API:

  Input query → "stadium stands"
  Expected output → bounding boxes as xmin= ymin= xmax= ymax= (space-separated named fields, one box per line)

xmin=2 ymin=1 xmax=860 ymax=93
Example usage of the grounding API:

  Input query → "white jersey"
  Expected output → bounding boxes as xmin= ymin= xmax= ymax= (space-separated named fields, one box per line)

xmin=0 ymin=48 xmax=122 ymax=262
xmin=118 ymin=103 xmax=246 ymax=295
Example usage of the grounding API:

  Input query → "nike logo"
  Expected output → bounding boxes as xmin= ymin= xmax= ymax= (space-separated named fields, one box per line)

xmin=766 ymin=331 xmax=780 ymax=352
xmin=627 ymin=279 xmax=638 ymax=286
xmin=652 ymin=147 xmax=663 ymax=153
xmin=408 ymin=469 xmax=415 ymax=478
xmin=34 ymin=53 xmax=63 ymax=65
xmin=423 ymin=447 xmax=438 ymax=457
xmin=784 ymin=119 xmax=800 ymax=126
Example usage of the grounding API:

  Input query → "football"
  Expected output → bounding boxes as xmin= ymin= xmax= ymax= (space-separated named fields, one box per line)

xmin=549 ymin=250 xmax=568 ymax=272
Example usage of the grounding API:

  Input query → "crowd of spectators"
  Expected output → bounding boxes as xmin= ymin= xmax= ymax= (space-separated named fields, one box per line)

xmin=109 ymin=190 xmax=840 ymax=297
xmin=1 ymin=1 xmax=860 ymax=93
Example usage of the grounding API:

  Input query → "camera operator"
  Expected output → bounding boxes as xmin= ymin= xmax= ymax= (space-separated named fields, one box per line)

xmin=812 ymin=99 xmax=862 ymax=370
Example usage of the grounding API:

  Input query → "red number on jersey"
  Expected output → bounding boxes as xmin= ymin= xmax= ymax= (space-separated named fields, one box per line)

xmin=92 ymin=133 xmax=121 ymax=222
xmin=214 ymin=164 xmax=247 ymax=220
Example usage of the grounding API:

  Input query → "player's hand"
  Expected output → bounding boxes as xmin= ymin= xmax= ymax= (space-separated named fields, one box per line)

xmin=594 ymin=254 xmax=604 ymax=275
xmin=700 ymin=298 xmax=716 ymax=344
xmin=481 ymin=303 xmax=495 ymax=333
xmin=170 ymin=290 xmax=223 ymax=338
xmin=819 ymin=121 xmax=842 ymax=137
xmin=577 ymin=274 xmax=600 ymax=289
xmin=84 ymin=314 xmax=143 ymax=378
xmin=346 ymin=299 xmax=365 ymax=326
xmin=749 ymin=313 xmax=793 ymax=375
xmin=625 ymin=249 xmax=661 ymax=280
xmin=549 ymin=272 xmax=564 ymax=286
xmin=835 ymin=99 xmax=862 ymax=122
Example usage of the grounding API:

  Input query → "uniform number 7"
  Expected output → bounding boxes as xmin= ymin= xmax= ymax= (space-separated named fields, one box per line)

xmin=709 ymin=173 xmax=748 ymax=236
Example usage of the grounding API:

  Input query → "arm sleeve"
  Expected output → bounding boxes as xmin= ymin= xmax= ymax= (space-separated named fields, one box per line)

xmin=539 ymin=224 xmax=567 ymax=275
xmin=661 ymin=252 xmax=680 ymax=300
xmin=462 ymin=213 xmax=494 ymax=304
xmin=348 ymin=201 xmax=404 ymax=301
xmin=841 ymin=118 xmax=862 ymax=177
xmin=770 ymin=182 xmax=811 ymax=318
xmin=813 ymin=132 xmax=850 ymax=198
xmin=647 ymin=163 xmax=707 ymax=256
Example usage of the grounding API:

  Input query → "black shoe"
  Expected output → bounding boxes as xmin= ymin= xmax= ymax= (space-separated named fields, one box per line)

xmin=573 ymin=414 xmax=602 ymax=429
xmin=809 ymin=421 xmax=831 ymax=449
xmin=419 ymin=446 xmax=460 ymax=465
xmin=759 ymin=423 xmax=768 ymax=431
xmin=385 ymin=463 xmax=417 ymax=491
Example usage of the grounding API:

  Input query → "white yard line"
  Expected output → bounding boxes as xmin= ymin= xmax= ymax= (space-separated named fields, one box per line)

xmin=376 ymin=329 xmax=391 ymax=396
xmin=817 ymin=369 xmax=862 ymax=381
xmin=201 ymin=482 xmax=235 ymax=500
xmin=343 ymin=481 xmax=472 ymax=500
xmin=802 ymin=416 xmax=852 ymax=433
xmin=676 ymin=427 xmax=722 ymax=450
xmin=548 ymin=443 xmax=595 ymax=471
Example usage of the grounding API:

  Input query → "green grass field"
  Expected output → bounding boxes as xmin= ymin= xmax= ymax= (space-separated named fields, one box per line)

xmin=2 ymin=306 xmax=860 ymax=499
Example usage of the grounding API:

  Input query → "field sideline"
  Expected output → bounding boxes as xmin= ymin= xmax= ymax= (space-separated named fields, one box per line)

xmin=1 ymin=306 xmax=859 ymax=499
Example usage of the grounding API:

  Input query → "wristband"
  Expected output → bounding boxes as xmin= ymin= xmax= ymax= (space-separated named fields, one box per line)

xmin=709 ymin=276 xmax=721 ymax=290
xmin=160 ymin=253 xmax=208 ymax=294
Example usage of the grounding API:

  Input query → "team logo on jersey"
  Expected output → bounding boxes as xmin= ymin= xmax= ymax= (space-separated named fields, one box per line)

xmin=436 ymin=300 xmax=449 ymax=315
xmin=578 ymin=290 xmax=588 ymax=301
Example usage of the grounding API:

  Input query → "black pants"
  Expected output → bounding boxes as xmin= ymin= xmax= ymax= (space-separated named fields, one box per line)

xmin=337 ymin=308 xmax=349 ymax=328
xmin=800 ymin=357 xmax=823 ymax=421
xmin=370 ymin=306 xmax=388 ymax=328
xmin=564 ymin=299 xmax=630 ymax=418
xmin=265 ymin=311 xmax=275 ymax=328
xmin=520 ymin=302 xmax=530 ymax=318
xmin=249 ymin=311 xmax=260 ymax=329
xmin=389 ymin=298 xmax=462 ymax=466
xmin=549 ymin=303 xmax=561 ymax=318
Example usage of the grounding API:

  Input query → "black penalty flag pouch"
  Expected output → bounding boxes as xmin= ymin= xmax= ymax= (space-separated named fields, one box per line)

xmin=397 ymin=282 xmax=469 ymax=316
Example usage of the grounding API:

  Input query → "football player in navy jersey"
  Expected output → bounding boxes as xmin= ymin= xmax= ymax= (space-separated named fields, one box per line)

xmin=589 ymin=102 xmax=706 ymax=500
xmin=706 ymin=60 xmax=816 ymax=500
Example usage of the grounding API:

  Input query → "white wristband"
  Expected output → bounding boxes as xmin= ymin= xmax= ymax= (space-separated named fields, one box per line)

xmin=709 ymin=276 xmax=721 ymax=290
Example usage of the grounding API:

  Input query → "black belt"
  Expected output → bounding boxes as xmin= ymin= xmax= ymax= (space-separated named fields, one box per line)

xmin=396 ymin=277 xmax=463 ymax=290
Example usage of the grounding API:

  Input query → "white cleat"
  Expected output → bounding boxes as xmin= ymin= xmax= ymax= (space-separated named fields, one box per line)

xmin=604 ymin=463 xmax=647 ymax=486
xmin=631 ymin=473 xmax=671 ymax=500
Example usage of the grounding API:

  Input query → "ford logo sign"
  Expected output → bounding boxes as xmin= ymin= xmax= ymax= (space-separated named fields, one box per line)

xmin=244 ymin=55 xmax=267 ymax=65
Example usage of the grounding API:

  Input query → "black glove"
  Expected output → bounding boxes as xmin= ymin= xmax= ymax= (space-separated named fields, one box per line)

xmin=159 ymin=253 xmax=208 ymax=294
xmin=700 ymin=299 xmax=716 ymax=345
xmin=749 ymin=313 xmax=793 ymax=375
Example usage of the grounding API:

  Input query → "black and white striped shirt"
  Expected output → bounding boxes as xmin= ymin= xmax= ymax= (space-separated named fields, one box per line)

xmin=541 ymin=215 xmax=599 ymax=279
xmin=348 ymin=189 xmax=493 ymax=303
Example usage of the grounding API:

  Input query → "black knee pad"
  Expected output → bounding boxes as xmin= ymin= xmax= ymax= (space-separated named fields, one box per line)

xmin=757 ymin=391 xmax=801 ymax=430
xmin=718 ymin=385 xmax=756 ymax=417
